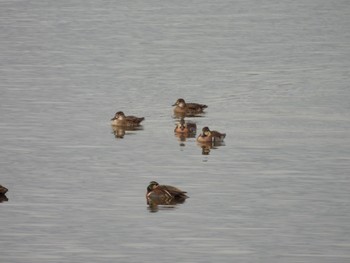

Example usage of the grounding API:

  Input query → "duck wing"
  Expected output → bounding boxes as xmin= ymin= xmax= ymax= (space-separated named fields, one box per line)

xmin=126 ymin=115 xmax=145 ymax=124
xmin=161 ymin=185 xmax=189 ymax=198
xmin=187 ymin=103 xmax=208 ymax=110
xmin=211 ymin=131 xmax=226 ymax=138
xmin=186 ymin=123 xmax=197 ymax=133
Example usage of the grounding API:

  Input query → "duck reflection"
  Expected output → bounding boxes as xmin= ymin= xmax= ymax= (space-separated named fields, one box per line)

xmin=0 ymin=194 xmax=8 ymax=203
xmin=0 ymin=185 xmax=8 ymax=203
xmin=147 ymin=199 xmax=186 ymax=213
xmin=111 ymin=125 xmax=143 ymax=139
xmin=197 ymin=141 xmax=226 ymax=155
xmin=146 ymin=181 xmax=188 ymax=213
xmin=173 ymin=111 xmax=206 ymax=119
xmin=147 ymin=204 xmax=183 ymax=213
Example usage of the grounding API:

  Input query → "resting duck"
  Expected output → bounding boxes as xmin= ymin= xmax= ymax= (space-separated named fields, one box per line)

xmin=146 ymin=181 xmax=188 ymax=205
xmin=110 ymin=111 xmax=144 ymax=127
xmin=197 ymin=126 xmax=226 ymax=143
xmin=172 ymin=98 xmax=207 ymax=115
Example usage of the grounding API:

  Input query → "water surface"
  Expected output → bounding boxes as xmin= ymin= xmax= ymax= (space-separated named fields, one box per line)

xmin=1 ymin=0 xmax=350 ymax=262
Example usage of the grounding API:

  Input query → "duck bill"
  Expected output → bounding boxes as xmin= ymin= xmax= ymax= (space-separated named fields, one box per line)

xmin=111 ymin=116 xmax=116 ymax=121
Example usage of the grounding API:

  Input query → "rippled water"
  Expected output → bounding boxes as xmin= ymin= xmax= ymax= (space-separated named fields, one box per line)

xmin=1 ymin=0 xmax=350 ymax=262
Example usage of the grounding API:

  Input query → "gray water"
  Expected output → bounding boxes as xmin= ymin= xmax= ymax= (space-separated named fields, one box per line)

xmin=1 ymin=0 xmax=350 ymax=262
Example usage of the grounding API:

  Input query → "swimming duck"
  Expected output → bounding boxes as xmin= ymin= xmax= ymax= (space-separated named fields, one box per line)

xmin=172 ymin=98 xmax=207 ymax=115
xmin=197 ymin=126 xmax=226 ymax=143
xmin=0 ymin=185 xmax=8 ymax=194
xmin=174 ymin=118 xmax=197 ymax=134
xmin=110 ymin=111 xmax=144 ymax=127
xmin=146 ymin=181 xmax=188 ymax=205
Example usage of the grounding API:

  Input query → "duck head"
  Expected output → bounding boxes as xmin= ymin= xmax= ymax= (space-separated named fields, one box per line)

xmin=202 ymin=126 xmax=211 ymax=137
xmin=111 ymin=111 xmax=125 ymax=120
xmin=147 ymin=181 xmax=159 ymax=193
xmin=172 ymin=98 xmax=186 ymax=107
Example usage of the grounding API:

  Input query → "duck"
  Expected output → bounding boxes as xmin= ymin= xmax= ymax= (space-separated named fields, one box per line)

xmin=174 ymin=118 xmax=197 ymax=134
xmin=110 ymin=111 xmax=144 ymax=127
xmin=146 ymin=181 xmax=188 ymax=205
xmin=0 ymin=185 xmax=8 ymax=195
xmin=197 ymin=126 xmax=226 ymax=143
xmin=172 ymin=98 xmax=207 ymax=115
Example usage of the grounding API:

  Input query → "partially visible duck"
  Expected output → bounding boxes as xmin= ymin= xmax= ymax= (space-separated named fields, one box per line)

xmin=197 ymin=126 xmax=226 ymax=143
xmin=111 ymin=111 xmax=144 ymax=127
xmin=172 ymin=98 xmax=207 ymax=115
xmin=0 ymin=185 xmax=8 ymax=195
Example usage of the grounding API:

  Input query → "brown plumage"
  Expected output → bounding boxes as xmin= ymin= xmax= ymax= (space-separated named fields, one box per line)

xmin=110 ymin=111 xmax=144 ymax=127
xmin=174 ymin=118 xmax=197 ymax=134
xmin=172 ymin=98 xmax=207 ymax=115
xmin=146 ymin=181 xmax=188 ymax=205
xmin=197 ymin=126 xmax=226 ymax=143
xmin=0 ymin=185 xmax=8 ymax=195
